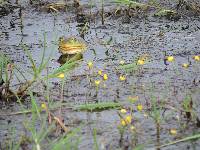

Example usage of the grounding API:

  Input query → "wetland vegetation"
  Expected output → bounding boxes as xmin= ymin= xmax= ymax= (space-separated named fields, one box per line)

xmin=0 ymin=0 xmax=200 ymax=149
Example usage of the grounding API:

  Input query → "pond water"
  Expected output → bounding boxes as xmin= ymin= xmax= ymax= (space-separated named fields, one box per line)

xmin=0 ymin=0 xmax=200 ymax=149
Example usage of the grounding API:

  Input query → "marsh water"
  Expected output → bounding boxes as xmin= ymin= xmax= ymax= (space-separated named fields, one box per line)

xmin=0 ymin=0 xmax=200 ymax=149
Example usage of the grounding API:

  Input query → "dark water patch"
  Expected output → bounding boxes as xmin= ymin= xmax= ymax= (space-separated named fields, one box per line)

xmin=0 ymin=0 xmax=200 ymax=149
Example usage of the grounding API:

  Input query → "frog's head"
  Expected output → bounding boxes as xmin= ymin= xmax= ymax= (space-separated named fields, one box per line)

xmin=59 ymin=36 xmax=78 ymax=44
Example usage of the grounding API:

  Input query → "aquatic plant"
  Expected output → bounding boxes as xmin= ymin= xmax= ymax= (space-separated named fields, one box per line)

xmin=159 ymin=133 xmax=200 ymax=149
xmin=0 ymin=53 xmax=10 ymax=85
xmin=0 ymin=53 xmax=14 ymax=100
xmin=182 ymin=63 xmax=189 ymax=68
xmin=57 ymin=73 xmax=65 ymax=79
xmin=115 ymin=0 xmax=147 ymax=8
xmin=166 ymin=56 xmax=175 ymax=62
xmin=193 ymin=55 xmax=200 ymax=61
xmin=103 ymin=73 xmax=108 ymax=80
xmin=98 ymin=70 xmax=102 ymax=76
xmin=101 ymin=0 xmax=105 ymax=25
xmin=154 ymin=9 xmax=177 ymax=17
xmin=169 ymin=128 xmax=177 ymax=136
xmin=74 ymin=102 xmax=121 ymax=111
xmin=137 ymin=104 xmax=143 ymax=111
xmin=87 ymin=61 xmax=93 ymax=69
xmin=181 ymin=94 xmax=199 ymax=123
xmin=93 ymin=128 xmax=99 ymax=150
xmin=47 ymin=54 xmax=80 ymax=79
xmin=22 ymin=93 xmax=81 ymax=150
xmin=137 ymin=59 xmax=145 ymax=65
xmin=120 ymin=108 xmax=127 ymax=114
xmin=119 ymin=75 xmax=126 ymax=81
xmin=117 ymin=62 xmax=138 ymax=73
xmin=148 ymin=95 xmax=163 ymax=148
xmin=94 ymin=80 xmax=101 ymax=86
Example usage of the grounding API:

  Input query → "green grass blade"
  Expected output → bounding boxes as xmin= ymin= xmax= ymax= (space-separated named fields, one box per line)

xmin=74 ymin=102 xmax=121 ymax=111
xmin=38 ymin=32 xmax=47 ymax=72
xmin=21 ymin=45 xmax=37 ymax=78
xmin=159 ymin=133 xmax=200 ymax=148
xmin=30 ymin=92 xmax=41 ymax=119
xmin=46 ymin=54 xmax=82 ymax=79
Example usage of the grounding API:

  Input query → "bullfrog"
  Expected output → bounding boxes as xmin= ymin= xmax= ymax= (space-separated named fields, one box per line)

xmin=58 ymin=36 xmax=87 ymax=55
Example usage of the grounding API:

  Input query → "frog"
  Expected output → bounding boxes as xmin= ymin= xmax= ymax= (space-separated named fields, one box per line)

xmin=58 ymin=36 xmax=87 ymax=55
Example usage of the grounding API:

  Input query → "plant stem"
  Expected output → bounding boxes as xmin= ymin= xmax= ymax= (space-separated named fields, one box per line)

xmin=101 ymin=0 xmax=104 ymax=25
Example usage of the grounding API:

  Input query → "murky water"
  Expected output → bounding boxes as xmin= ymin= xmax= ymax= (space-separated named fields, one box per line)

xmin=0 ymin=0 xmax=200 ymax=149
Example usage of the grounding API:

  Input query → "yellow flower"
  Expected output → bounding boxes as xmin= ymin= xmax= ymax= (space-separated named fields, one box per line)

xmin=125 ymin=115 xmax=132 ymax=124
xmin=119 ymin=60 xmax=125 ymax=65
xmin=137 ymin=104 xmax=143 ymax=111
xmin=143 ymin=113 xmax=148 ymax=118
xmin=57 ymin=73 xmax=65 ymax=79
xmin=41 ymin=103 xmax=47 ymax=110
xmin=175 ymin=115 xmax=180 ymax=121
xmin=95 ymin=80 xmax=101 ymax=86
xmin=166 ymin=56 xmax=174 ymax=62
xmin=87 ymin=61 xmax=93 ymax=68
xmin=98 ymin=70 xmax=102 ymax=75
xmin=182 ymin=63 xmax=189 ymax=68
xmin=119 ymin=75 xmax=126 ymax=81
xmin=137 ymin=59 xmax=145 ymax=65
xmin=103 ymin=83 xmax=106 ymax=88
xmin=169 ymin=128 xmax=177 ymax=135
xmin=120 ymin=109 xmax=127 ymax=114
xmin=193 ymin=55 xmax=200 ymax=61
xmin=103 ymin=74 xmax=108 ymax=80
xmin=130 ymin=125 xmax=135 ymax=130
xmin=120 ymin=119 xmax=126 ymax=126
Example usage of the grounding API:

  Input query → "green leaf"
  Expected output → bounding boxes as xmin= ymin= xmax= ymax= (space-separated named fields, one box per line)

xmin=154 ymin=9 xmax=177 ymax=17
xmin=47 ymin=54 xmax=82 ymax=79
xmin=74 ymin=102 xmax=121 ymax=111
xmin=117 ymin=62 xmax=138 ymax=73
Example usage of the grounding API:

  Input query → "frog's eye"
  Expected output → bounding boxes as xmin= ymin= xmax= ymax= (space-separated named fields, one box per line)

xmin=71 ymin=37 xmax=75 ymax=41
xmin=59 ymin=37 xmax=64 ymax=42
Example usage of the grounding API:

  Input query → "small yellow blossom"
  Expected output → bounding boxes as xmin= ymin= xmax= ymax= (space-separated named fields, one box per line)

xmin=120 ymin=60 xmax=125 ymax=65
xmin=103 ymin=83 xmax=106 ymax=88
xmin=166 ymin=56 xmax=174 ymax=62
xmin=125 ymin=115 xmax=132 ymax=124
xmin=95 ymin=80 xmax=101 ymax=86
xmin=103 ymin=74 xmax=108 ymax=80
xmin=120 ymin=109 xmax=127 ymax=114
xmin=175 ymin=115 xmax=180 ymax=121
xmin=87 ymin=61 xmax=93 ymax=68
xmin=57 ymin=73 xmax=65 ymax=79
xmin=143 ymin=113 xmax=148 ymax=118
xmin=137 ymin=59 xmax=145 ymax=65
xmin=130 ymin=125 xmax=135 ymax=130
xmin=193 ymin=55 xmax=200 ymax=61
xmin=137 ymin=104 xmax=143 ymax=111
xmin=41 ymin=103 xmax=47 ymax=110
xmin=120 ymin=119 xmax=126 ymax=126
xmin=119 ymin=75 xmax=126 ymax=81
xmin=98 ymin=70 xmax=102 ymax=75
xmin=182 ymin=63 xmax=189 ymax=68
xmin=169 ymin=128 xmax=177 ymax=135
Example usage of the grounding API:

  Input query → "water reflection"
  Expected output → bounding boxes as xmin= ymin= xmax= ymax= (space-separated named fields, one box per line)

xmin=57 ymin=53 xmax=83 ymax=65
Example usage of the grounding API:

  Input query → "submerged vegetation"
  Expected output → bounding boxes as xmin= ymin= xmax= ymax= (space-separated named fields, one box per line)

xmin=0 ymin=0 xmax=200 ymax=149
